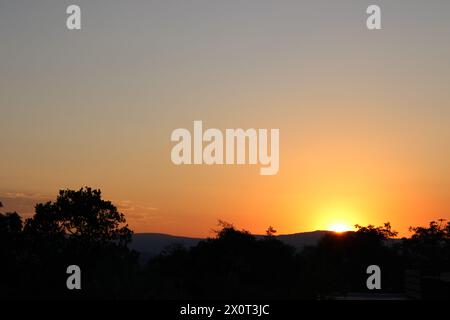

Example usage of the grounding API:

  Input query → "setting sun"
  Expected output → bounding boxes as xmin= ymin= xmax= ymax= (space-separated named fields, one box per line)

xmin=329 ymin=223 xmax=353 ymax=233
xmin=310 ymin=204 xmax=360 ymax=234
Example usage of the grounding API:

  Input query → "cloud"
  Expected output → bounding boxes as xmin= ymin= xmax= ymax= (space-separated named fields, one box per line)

xmin=115 ymin=199 xmax=158 ymax=212
xmin=114 ymin=199 xmax=160 ymax=222
xmin=0 ymin=191 xmax=51 ymax=217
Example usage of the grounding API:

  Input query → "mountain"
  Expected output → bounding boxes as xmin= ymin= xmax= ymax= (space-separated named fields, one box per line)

xmin=131 ymin=233 xmax=202 ymax=263
xmin=130 ymin=230 xmax=331 ymax=262
xmin=274 ymin=230 xmax=331 ymax=248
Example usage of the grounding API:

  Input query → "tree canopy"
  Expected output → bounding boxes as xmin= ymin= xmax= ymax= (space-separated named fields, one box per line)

xmin=24 ymin=187 xmax=132 ymax=246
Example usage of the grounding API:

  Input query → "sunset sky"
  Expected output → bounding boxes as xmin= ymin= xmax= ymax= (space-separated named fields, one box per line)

xmin=1 ymin=1 xmax=449 ymax=237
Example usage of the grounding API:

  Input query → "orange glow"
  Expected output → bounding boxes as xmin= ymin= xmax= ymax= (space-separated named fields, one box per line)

xmin=1 ymin=2 xmax=450 ymax=239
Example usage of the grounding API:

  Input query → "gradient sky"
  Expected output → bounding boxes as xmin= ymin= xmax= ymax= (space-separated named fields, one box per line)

xmin=1 ymin=0 xmax=449 ymax=237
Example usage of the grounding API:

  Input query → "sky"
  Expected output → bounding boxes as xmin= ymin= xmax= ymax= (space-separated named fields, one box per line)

xmin=1 ymin=0 xmax=449 ymax=237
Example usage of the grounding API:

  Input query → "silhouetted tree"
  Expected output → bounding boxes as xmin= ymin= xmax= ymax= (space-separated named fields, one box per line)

xmin=266 ymin=226 xmax=277 ymax=237
xmin=355 ymin=222 xmax=398 ymax=240
xmin=24 ymin=187 xmax=132 ymax=246
xmin=305 ymin=222 xmax=403 ymax=296
xmin=0 ymin=188 xmax=138 ymax=299
xmin=0 ymin=204 xmax=25 ymax=296
xmin=403 ymin=219 xmax=450 ymax=271
xmin=144 ymin=222 xmax=305 ymax=299
xmin=0 ymin=212 xmax=22 ymax=235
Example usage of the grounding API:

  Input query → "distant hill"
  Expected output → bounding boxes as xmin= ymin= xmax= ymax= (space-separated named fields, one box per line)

xmin=274 ymin=230 xmax=331 ymax=248
xmin=131 ymin=230 xmax=332 ymax=262
xmin=131 ymin=233 xmax=202 ymax=263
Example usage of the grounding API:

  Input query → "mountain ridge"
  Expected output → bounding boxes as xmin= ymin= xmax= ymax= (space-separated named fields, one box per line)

xmin=131 ymin=230 xmax=332 ymax=260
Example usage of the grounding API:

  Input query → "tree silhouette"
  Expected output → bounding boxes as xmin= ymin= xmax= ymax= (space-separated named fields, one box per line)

xmin=355 ymin=222 xmax=398 ymax=239
xmin=266 ymin=226 xmax=277 ymax=237
xmin=305 ymin=222 xmax=403 ymax=295
xmin=24 ymin=187 xmax=132 ymax=246
xmin=0 ymin=212 xmax=22 ymax=235
xmin=144 ymin=222 xmax=304 ymax=299
xmin=403 ymin=219 xmax=450 ymax=271
xmin=0 ymin=187 xmax=137 ymax=299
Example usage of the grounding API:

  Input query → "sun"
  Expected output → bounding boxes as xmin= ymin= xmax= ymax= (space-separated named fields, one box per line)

xmin=329 ymin=222 xmax=352 ymax=233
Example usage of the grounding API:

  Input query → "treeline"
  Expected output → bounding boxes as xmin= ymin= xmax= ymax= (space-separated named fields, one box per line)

xmin=0 ymin=188 xmax=449 ymax=299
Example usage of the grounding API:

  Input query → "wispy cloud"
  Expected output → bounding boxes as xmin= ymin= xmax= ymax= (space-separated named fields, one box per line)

xmin=0 ymin=191 xmax=51 ymax=217
xmin=113 ymin=199 xmax=160 ymax=225
xmin=115 ymin=199 xmax=158 ymax=212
